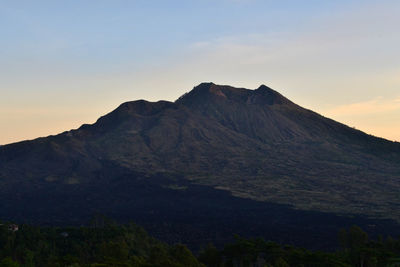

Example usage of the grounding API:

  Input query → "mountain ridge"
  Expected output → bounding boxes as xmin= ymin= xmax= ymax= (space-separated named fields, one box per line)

xmin=1 ymin=82 xmax=400 ymax=226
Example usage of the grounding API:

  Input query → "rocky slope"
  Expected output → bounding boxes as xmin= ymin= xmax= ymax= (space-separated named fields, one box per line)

xmin=1 ymin=82 xmax=400 ymax=226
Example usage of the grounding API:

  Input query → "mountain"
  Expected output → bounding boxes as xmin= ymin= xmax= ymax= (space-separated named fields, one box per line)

xmin=1 ymin=82 xmax=400 ymax=249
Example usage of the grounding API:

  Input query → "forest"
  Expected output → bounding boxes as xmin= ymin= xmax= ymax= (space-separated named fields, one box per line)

xmin=1 ymin=217 xmax=400 ymax=267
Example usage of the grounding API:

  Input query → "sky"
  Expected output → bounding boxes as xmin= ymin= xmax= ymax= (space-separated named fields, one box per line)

xmin=1 ymin=0 xmax=399 ymax=144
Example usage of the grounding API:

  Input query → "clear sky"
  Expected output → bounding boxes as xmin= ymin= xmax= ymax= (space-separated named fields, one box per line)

xmin=1 ymin=0 xmax=399 ymax=144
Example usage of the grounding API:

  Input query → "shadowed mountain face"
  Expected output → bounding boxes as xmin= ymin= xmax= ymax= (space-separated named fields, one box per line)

xmin=1 ymin=83 xmax=400 ymax=248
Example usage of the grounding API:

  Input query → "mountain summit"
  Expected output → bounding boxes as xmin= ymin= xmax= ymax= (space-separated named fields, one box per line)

xmin=1 ymin=83 xmax=400 ymax=247
xmin=176 ymin=82 xmax=292 ymax=107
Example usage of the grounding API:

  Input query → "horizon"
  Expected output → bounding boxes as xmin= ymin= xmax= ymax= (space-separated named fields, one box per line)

xmin=1 ymin=0 xmax=399 ymax=144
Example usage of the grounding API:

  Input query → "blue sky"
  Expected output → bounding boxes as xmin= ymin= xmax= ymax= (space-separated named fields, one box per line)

xmin=1 ymin=0 xmax=400 ymax=144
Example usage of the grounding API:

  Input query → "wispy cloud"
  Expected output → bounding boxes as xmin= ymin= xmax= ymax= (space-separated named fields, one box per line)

xmin=323 ymin=97 xmax=400 ymax=117
xmin=320 ymin=96 xmax=400 ymax=142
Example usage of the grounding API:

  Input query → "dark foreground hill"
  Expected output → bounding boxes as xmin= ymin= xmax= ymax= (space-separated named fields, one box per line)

xmin=1 ymin=82 xmax=400 ymax=249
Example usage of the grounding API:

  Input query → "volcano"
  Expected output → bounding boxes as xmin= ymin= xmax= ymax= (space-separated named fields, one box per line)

xmin=1 ymin=83 xmax=400 ymax=249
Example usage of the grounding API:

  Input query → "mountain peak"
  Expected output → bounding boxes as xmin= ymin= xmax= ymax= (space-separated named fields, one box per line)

xmin=175 ymin=83 xmax=249 ymax=108
xmin=188 ymin=82 xmax=243 ymax=96
xmin=176 ymin=82 xmax=292 ymax=107
xmin=250 ymin=84 xmax=293 ymax=105
xmin=257 ymin=84 xmax=273 ymax=91
xmin=115 ymin=100 xmax=174 ymax=116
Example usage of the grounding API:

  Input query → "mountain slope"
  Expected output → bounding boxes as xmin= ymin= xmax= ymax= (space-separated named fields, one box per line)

xmin=1 ymin=82 xmax=400 ymax=227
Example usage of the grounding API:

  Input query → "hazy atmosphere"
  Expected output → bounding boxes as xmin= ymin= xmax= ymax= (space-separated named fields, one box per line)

xmin=1 ymin=0 xmax=399 ymax=144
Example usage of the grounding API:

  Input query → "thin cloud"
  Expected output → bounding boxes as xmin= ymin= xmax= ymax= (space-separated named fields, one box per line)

xmin=323 ymin=97 xmax=400 ymax=117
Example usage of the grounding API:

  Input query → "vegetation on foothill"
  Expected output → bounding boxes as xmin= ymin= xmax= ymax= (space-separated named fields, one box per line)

xmin=1 ymin=218 xmax=400 ymax=267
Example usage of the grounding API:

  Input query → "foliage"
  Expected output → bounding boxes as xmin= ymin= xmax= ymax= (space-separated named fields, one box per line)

xmin=2 ymin=219 xmax=400 ymax=267
xmin=198 ymin=226 xmax=400 ymax=267
xmin=0 ymin=218 xmax=203 ymax=267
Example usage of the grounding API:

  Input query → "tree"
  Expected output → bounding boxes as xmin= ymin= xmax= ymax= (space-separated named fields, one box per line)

xmin=0 ymin=258 xmax=19 ymax=267
xmin=198 ymin=243 xmax=221 ymax=267
xmin=348 ymin=225 xmax=368 ymax=249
